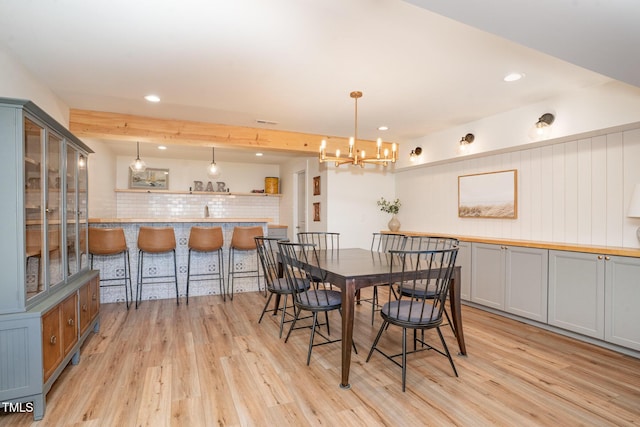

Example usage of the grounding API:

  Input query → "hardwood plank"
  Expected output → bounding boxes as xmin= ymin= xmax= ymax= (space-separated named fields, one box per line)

xmin=2 ymin=293 xmax=640 ymax=426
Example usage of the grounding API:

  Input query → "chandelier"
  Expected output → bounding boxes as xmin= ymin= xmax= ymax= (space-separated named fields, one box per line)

xmin=319 ymin=91 xmax=396 ymax=167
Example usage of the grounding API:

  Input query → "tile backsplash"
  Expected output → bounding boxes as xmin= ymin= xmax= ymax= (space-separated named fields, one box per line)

xmin=115 ymin=192 xmax=279 ymax=222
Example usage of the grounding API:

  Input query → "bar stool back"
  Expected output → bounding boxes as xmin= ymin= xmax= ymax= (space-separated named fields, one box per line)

xmin=88 ymin=227 xmax=133 ymax=309
xmin=136 ymin=226 xmax=179 ymax=308
xmin=186 ymin=226 xmax=225 ymax=304
xmin=227 ymin=226 xmax=263 ymax=299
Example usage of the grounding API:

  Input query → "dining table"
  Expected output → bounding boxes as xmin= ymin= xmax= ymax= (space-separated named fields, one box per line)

xmin=298 ymin=248 xmax=465 ymax=389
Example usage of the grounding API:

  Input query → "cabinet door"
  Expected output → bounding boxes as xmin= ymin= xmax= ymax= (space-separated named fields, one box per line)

xmin=89 ymin=277 xmax=100 ymax=321
xmin=79 ymin=282 xmax=91 ymax=336
xmin=505 ymin=246 xmax=548 ymax=322
xmin=61 ymin=293 xmax=78 ymax=356
xmin=471 ymin=243 xmax=504 ymax=309
xmin=548 ymin=250 xmax=604 ymax=339
xmin=41 ymin=306 xmax=62 ymax=383
xmin=456 ymin=241 xmax=471 ymax=301
xmin=45 ymin=131 xmax=64 ymax=288
xmin=605 ymin=256 xmax=640 ymax=351
xmin=24 ymin=117 xmax=45 ymax=302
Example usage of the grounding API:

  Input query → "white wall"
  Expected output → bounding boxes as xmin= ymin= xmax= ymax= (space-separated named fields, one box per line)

xmin=326 ymin=165 xmax=396 ymax=249
xmin=395 ymin=127 xmax=640 ymax=248
xmin=84 ymin=139 xmax=117 ymax=217
xmin=0 ymin=45 xmax=69 ymax=125
xmin=395 ymin=81 xmax=640 ymax=169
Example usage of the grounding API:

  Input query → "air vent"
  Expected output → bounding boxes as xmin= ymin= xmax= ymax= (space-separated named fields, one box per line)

xmin=256 ymin=119 xmax=278 ymax=125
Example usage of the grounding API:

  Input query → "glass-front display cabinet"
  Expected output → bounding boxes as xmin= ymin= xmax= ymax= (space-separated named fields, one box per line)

xmin=0 ymin=98 xmax=93 ymax=313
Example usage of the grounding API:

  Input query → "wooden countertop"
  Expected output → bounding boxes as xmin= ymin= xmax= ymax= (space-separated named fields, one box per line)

xmin=89 ymin=218 xmax=272 ymax=224
xmin=384 ymin=230 xmax=640 ymax=258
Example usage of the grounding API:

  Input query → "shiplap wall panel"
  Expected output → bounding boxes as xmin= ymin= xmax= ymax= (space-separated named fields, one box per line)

xmin=577 ymin=138 xmax=592 ymax=245
xmin=591 ymin=135 xmax=608 ymax=245
xmin=606 ymin=133 xmax=624 ymax=246
xmin=396 ymin=127 xmax=640 ymax=248
xmin=623 ymin=129 xmax=640 ymax=247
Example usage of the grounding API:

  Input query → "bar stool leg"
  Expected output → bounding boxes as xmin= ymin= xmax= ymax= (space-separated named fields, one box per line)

xmin=218 ymin=249 xmax=226 ymax=302
xmin=172 ymin=249 xmax=179 ymax=305
xmin=186 ymin=248 xmax=192 ymax=305
xmin=136 ymin=250 xmax=144 ymax=309
xmin=228 ymin=248 xmax=235 ymax=300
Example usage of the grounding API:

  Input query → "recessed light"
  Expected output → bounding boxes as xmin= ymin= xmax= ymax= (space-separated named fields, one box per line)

xmin=256 ymin=153 xmax=263 ymax=157
xmin=144 ymin=94 xmax=160 ymax=102
xmin=378 ymin=126 xmax=389 ymax=131
xmin=158 ymin=146 xmax=167 ymax=150
xmin=503 ymin=73 xmax=524 ymax=82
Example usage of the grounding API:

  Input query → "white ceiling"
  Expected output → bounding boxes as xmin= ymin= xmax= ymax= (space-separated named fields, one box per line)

xmin=1 ymin=0 xmax=636 ymax=163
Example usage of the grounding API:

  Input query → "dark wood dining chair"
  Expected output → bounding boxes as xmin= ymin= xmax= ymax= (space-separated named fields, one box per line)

xmin=366 ymin=247 xmax=459 ymax=391
xmin=278 ymin=241 xmax=356 ymax=365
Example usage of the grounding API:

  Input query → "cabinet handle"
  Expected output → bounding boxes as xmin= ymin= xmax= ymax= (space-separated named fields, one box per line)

xmin=50 ymin=335 xmax=57 ymax=345
xmin=605 ymin=256 xmax=611 ymax=261
xmin=67 ymin=318 xmax=74 ymax=326
xmin=597 ymin=255 xmax=603 ymax=260
xmin=92 ymin=293 xmax=97 ymax=301
xmin=82 ymin=304 xmax=88 ymax=312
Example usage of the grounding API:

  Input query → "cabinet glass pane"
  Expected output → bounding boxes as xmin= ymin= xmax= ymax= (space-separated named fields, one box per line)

xmin=24 ymin=118 xmax=44 ymax=301
xmin=77 ymin=153 xmax=88 ymax=271
xmin=66 ymin=145 xmax=79 ymax=276
xmin=47 ymin=132 xmax=64 ymax=287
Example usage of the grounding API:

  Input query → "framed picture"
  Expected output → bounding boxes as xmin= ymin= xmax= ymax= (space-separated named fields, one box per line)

xmin=458 ymin=169 xmax=517 ymax=219
xmin=313 ymin=202 xmax=320 ymax=221
xmin=129 ymin=168 xmax=170 ymax=189
xmin=313 ymin=176 xmax=321 ymax=196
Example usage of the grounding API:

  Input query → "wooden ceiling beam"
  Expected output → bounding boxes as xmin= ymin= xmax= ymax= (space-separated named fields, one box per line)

xmin=69 ymin=109 xmax=396 ymax=156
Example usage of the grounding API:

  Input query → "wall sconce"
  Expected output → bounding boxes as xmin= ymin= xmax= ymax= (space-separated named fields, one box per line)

xmin=409 ymin=146 xmax=422 ymax=162
xmin=535 ymin=113 xmax=555 ymax=138
xmin=627 ymin=183 xmax=640 ymax=242
xmin=459 ymin=133 xmax=475 ymax=152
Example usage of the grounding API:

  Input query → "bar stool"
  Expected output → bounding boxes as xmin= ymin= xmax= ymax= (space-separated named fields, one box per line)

xmin=136 ymin=226 xmax=179 ymax=308
xmin=227 ymin=226 xmax=263 ymax=300
xmin=88 ymin=227 xmax=133 ymax=309
xmin=186 ymin=226 xmax=225 ymax=304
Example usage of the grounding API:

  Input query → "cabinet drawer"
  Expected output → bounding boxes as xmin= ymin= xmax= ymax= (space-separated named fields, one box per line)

xmin=89 ymin=277 xmax=100 ymax=321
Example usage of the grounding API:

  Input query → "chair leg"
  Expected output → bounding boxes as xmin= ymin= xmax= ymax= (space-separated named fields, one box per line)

xmin=228 ymin=248 xmax=234 ymax=300
xmin=437 ymin=327 xmax=459 ymax=377
xmin=258 ymin=292 xmax=275 ymax=323
xmin=186 ymin=249 xmax=192 ymax=305
xmin=402 ymin=327 xmax=407 ymax=392
xmin=371 ymin=286 xmax=378 ymax=325
xmin=284 ymin=306 xmax=302 ymax=343
xmin=218 ymin=249 xmax=226 ymax=302
xmin=172 ymin=249 xmax=179 ymax=305
xmin=366 ymin=320 xmax=388 ymax=362
xmin=279 ymin=295 xmax=289 ymax=338
xmin=307 ymin=312 xmax=318 ymax=365
xmin=123 ymin=251 xmax=130 ymax=309
xmin=135 ymin=250 xmax=143 ymax=309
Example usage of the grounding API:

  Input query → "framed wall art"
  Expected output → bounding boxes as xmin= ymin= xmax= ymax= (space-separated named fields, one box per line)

xmin=313 ymin=202 xmax=320 ymax=221
xmin=458 ymin=169 xmax=517 ymax=219
xmin=313 ymin=176 xmax=321 ymax=196
xmin=129 ymin=168 xmax=170 ymax=189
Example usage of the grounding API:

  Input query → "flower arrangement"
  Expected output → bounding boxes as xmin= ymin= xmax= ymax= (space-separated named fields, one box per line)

xmin=377 ymin=197 xmax=401 ymax=215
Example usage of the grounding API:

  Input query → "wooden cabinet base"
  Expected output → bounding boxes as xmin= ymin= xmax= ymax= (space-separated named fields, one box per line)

xmin=0 ymin=270 xmax=99 ymax=421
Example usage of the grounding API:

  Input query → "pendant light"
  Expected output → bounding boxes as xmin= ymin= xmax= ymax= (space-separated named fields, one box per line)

xmin=129 ymin=141 xmax=147 ymax=172
xmin=207 ymin=147 xmax=220 ymax=178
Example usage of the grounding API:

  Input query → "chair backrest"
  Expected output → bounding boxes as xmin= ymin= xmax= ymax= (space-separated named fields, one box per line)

xmin=404 ymin=236 xmax=459 ymax=251
xmin=188 ymin=226 xmax=224 ymax=252
xmin=297 ymin=232 xmax=339 ymax=251
xmin=386 ymin=247 xmax=459 ymax=324
xmin=89 ymin=227 xmax=127 ymax=255
xmin=231 ymin=226 xmax=263 ymax=250
xmin=137 ymin=226 xmax=176 ymax=253
xmin=255 ymin=236 xmax=286 ymax=288
xmin=371 ymin=232 xmax=406 ymax=253
xmin=279 ymin=241 xmax=337 ymax=307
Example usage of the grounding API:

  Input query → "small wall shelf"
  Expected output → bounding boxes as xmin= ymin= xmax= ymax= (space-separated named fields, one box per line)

xmin=114 ymin=189 xmax=281 ymax=197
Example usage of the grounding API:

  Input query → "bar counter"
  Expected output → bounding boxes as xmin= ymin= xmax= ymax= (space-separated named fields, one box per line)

xmin=89 ymin=218 xmax=271 ymax=304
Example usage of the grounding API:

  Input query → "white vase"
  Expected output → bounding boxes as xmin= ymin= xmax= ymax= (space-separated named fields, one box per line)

xmin=388 ymin=214 xmax=400 ymax=232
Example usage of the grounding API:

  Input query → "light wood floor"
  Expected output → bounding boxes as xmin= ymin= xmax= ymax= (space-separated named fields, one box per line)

xmin=2 ymin=291 xmax=639 ymax=426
